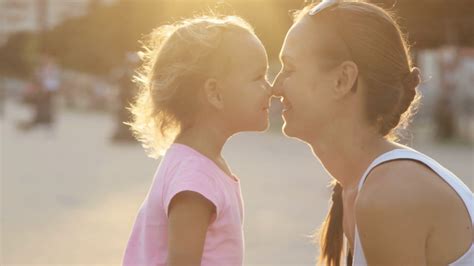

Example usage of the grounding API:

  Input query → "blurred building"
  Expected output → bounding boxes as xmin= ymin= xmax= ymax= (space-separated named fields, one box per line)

xmin=417 ymin=47 xmax=474 ymax=141
xmin=0 ymin=0 xmax=117 ymax=46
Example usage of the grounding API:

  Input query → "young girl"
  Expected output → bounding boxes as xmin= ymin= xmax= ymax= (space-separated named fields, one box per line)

xmin=273 ymin=0 xmax=473 ymax=265
xmin=123 ymin=16 xmax=271 ymax=265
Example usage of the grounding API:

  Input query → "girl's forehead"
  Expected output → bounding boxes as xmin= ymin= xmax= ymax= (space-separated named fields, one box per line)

xmin=207 ymin=31 xmax=265 ymax=77
xmin=226 ymin=34 xmax=267 ymax=66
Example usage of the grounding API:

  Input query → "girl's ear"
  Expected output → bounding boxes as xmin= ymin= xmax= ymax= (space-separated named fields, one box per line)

xmin=203 ymin=78 xmax=224 ymax=110
xmin=333 ymin=61 xmax=358 ymax=99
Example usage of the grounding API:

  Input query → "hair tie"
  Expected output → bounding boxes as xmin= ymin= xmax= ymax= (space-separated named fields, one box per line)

xmin=331 ymin=182 xmax=342 ymax=202
xmin=402 ymin=67 xmax=421 ymax=90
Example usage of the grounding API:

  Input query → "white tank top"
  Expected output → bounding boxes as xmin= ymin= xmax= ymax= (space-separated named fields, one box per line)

xmin=352 ymin=148 xmax=474 ymax=265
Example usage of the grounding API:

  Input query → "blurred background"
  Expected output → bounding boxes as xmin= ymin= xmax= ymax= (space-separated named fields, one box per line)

xmin=0 ymin=0 xmax=473 ymax=265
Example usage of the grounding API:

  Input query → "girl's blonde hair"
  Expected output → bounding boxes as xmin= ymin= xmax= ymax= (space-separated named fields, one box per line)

xmin=128 ymin=15 xmax=255 ymax=158
xmin=293 ymin=1 xmax=421 ymax=265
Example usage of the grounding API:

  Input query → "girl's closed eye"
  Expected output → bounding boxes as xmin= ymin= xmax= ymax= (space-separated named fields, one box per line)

xmin=254 ymin=74 xmax=267 ymax=82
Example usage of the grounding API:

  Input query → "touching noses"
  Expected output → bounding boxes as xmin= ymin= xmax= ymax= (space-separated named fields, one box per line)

xmin=271 ymin=72 xmax=284 ymax=98
xmin=263 ymin=80 xmax=272 ymax=97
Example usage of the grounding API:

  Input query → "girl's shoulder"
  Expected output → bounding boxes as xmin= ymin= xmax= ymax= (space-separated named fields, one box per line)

xmin=161 ymin=145 xmax=210 ymax=173
xmin=162 ymin=155 xmax=212 ymax=181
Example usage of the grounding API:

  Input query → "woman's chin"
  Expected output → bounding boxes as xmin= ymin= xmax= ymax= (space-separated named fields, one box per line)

xmin=282 ymin=120 xmax=295 ymax=137
xmin=281 ymin=119 xmax=305 ymax=139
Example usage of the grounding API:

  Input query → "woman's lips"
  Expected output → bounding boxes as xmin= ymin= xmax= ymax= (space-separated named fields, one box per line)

xmin=281 ymin=99 xmax=292 ymax=112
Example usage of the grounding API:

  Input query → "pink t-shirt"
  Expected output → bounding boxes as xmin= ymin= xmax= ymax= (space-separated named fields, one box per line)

xmin=123 ymin=143 xmax=244 ymax=266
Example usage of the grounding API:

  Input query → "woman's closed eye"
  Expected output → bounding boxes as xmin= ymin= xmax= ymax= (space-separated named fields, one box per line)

xmin=281 ymin=68 xmax=294 ymax=76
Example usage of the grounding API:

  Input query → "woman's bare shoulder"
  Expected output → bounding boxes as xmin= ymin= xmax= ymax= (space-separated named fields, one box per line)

xmin=353 ymin=160 xmax=444 ymax=263
xmin=355 ymin=159 xmax=444 ymax=222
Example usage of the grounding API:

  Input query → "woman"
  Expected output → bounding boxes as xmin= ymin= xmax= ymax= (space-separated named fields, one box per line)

xmin=272 ymin=0 xmax=473 ymax=265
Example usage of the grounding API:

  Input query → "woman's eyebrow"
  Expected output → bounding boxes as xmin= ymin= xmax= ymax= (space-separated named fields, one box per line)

xmin=280 ymin=55 xmax=296 ymax=68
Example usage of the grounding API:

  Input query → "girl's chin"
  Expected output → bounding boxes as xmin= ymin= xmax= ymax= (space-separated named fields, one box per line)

xmin=255 ymin=118 xmax=270 ymax=132
xmin=240 ymin=116 xmax=269 ymax=132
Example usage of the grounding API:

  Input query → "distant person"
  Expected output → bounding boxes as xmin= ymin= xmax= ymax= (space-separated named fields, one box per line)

xmin=434 ymin=90 xmax=456 ymax=140
xmin=111 ymin=52 xmax=139 ymax=142
xmin=0 ymin=78 xmax=4 ymax=118
xmin=435 ymin=48 xmax=459 ymax=140
xmin=272 ymin=0 xmax=473 ymax=265
xmin=123 ymin=16 xmax=271 ymax=266
xmin=18 ymin=55 xmax=60 ymax=132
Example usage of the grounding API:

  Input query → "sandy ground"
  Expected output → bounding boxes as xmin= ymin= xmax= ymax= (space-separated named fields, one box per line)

xmin=1 ymin=100 xmax=473 ymax=265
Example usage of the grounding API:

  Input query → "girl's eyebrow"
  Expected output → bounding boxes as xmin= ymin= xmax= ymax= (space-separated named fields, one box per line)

xmin=256 ymin=65 xmax=269 ymax=74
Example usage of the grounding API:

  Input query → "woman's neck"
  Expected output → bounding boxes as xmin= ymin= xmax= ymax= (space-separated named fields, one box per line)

xmin=307 ymin=127 xmax=397 ymax=190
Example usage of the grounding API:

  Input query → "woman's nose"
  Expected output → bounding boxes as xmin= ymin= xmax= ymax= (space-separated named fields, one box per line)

xmin=266 ymin=82 xmax=273 ymax=97
xmin=261 ymin=80 xmax=272 ymax=97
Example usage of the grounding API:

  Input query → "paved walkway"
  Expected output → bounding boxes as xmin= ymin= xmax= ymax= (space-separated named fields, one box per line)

xmin=1 ymin=100 xmax=472 ymax=265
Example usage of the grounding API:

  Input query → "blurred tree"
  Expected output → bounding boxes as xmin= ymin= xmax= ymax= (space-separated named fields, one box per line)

xmin=0 ymin=0 xmax=471 ymax=77
xmin=0 ymin=32 xmax=39 ymax=78
xmin=41 ymin=0 xmax=164 ymax=75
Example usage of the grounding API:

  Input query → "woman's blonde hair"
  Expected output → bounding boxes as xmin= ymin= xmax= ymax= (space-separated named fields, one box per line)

xmin=128 ymin=15 xmax=255 ymax=158
xmin=293 ymin=1 xmax=421 ymax=265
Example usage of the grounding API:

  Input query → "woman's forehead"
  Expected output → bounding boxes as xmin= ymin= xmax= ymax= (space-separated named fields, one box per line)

xmin=282 ymin=18 xmax=343 ymax=63
xmin=282 ymin=20 xmax=318 ymax=61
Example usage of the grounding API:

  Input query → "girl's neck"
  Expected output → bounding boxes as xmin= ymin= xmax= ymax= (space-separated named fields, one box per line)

xmin=174 ymin=123 xmax=230 ymax=161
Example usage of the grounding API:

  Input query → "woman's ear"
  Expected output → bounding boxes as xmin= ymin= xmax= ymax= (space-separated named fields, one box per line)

xmin=333 ymin=61 xmax=358 ymax=99
xmin=203 ymin=78 xmax=224 ymax=110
